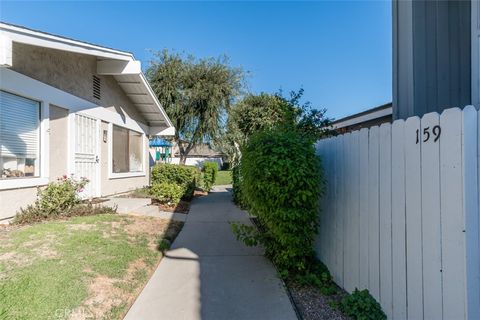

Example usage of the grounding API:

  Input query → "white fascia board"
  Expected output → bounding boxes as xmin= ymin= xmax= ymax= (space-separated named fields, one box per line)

xmin=139 ymin=73 xmax=174 ymax=128
xmin=0 ymin=34 xmax=12 ymax=66
xmin=333 ymin=107 xmax=393 ymax=129
xmin=150 ymin=126 xmax=176 ymax=136
xmin=97 ymin=60 xmax=141 ymax=75
xmin=0 ymin=24 xmax=133 ymax=61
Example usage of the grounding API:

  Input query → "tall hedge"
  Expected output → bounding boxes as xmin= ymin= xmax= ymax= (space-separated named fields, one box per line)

xmin=202 ymin=162 xmax=218 ymax=191
xmin=237 ymin=129 xmax=324 ymax=275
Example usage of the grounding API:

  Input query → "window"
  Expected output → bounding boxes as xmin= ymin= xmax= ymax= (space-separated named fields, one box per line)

xmin=0 ymin=91 xmax=40 ymax=179
xmin=112 ymin=125 xmax=143 ymax=173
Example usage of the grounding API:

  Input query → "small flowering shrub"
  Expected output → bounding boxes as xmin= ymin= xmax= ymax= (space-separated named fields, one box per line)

xmin=13 ymin=175 xmax=115 ymax=224
xmin=37 ymin=175 xmax=89 ymax=216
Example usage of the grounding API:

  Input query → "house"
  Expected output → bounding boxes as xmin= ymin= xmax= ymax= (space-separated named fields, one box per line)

xmin=0 ymin=22 xmax=175 ymax=220
xmin=332 ymin=102 xmax=392 ymax=134
xmin=343 ymin=0 xmax=475 ymax=122
xmin=170 ymin=141 xmax=225 ymax=169
xmin=393 ymin=0 xmax=473 ymax=118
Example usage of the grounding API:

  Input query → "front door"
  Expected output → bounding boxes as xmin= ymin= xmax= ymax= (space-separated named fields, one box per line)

xmin=74 ymin=113 xmax=99 ymax=198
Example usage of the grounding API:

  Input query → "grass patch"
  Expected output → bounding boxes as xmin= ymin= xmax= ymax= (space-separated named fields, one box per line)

xmin=0 ymin=214 xmax=183 ymax=319
xmin=214 ymin=170 xmax=232 ymax=186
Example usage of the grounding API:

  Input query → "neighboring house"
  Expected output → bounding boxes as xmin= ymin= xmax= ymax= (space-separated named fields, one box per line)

xmin=346 ymin=0 xmax=476 ymax=122
xmin=332 ymin=102 xmax=392 ymax=134
xmin=0 ymin=22 xmax=174 ymax=220
xmin=393 ymin=0 xmax=474 ymax=118
xmin=169 ymin=142 xmax=224 ymax=169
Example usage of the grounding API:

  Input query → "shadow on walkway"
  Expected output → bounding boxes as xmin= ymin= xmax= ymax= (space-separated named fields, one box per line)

xmin=124 ymin=186 xmax=297 ymax=320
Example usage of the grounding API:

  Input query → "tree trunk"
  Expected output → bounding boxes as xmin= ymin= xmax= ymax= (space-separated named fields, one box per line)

xmin=179 ymin=154 xmax=187 ymax=165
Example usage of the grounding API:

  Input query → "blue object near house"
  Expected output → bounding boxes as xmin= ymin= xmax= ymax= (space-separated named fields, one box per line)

xmin=149 ymin=137 xmax=172 ymax=163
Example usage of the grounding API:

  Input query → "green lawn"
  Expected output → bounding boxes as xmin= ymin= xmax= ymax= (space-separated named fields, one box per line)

xmin=214 ymin=170 xmax=232 ymax=186
xmin=0 ymin=214 xmax=183 ymax=320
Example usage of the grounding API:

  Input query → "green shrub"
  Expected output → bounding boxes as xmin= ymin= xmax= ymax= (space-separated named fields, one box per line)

xmin=202 ymin=162 xmax=218 ymax=191
xmin=294 ymin=259 xmax=337 ymax=295
xmin=339 ymin=289 xmax=386 ymax=320
xmin=232 ymin=164 xmax=246 ymax=207
xmin=151 ymin=164 xmax=200 ymax=199
xmin=149 ymin=182 xmax=184 ymax=205
xmin=37 ymin=175 xmax=88 ymax=215
xmin=156 ymin=238 xmax=172 ymax=252
xmin=13 ymin=176 xmax=117 ymax=224
xmin=232 ymin=129 xmax=324 ymax=276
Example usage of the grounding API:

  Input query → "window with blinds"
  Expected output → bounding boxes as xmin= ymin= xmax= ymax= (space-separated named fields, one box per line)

xmin=0 ymin=91 xmax=40 ymax=179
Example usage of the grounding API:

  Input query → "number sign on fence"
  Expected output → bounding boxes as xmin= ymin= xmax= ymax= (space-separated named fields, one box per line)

xmin=315 ymin=106 xmax=480 ymax=320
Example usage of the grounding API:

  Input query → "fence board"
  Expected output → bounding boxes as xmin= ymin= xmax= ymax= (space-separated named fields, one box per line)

xmin=343 ymin=133 xmax=354 ymax=292
xmin=462 ymin=106 xmax=479 ymax=319
xmin=358 ymin=128 xmax=369 ymax=290
xmin=420 ymin=112 xmax=443 ymax=320
xmin=325 ymin=138 xmax=334 ymax=270
xmin=440 ymin=108 xmax=465 ymax=320
xmin=349 ymin=131 xmax=360 ymax=289
xmin=379 ymin=124 xmax=393 ymax=318
xmin=368 ymin=126 xmax=380 ymax=300
xmin=391 ymin=120 xmax=407 ymax=320
xmin=336 ymin=136 xmax=345 ymax=286
xmin=404 ymin=116 xmax=424 ymax=320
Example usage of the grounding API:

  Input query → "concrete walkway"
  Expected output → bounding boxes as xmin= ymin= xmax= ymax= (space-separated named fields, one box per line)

xmin=103 ymin=197 xmax=187 ymax=222
xmin=124 ymin=185 xmax=297 ymax=320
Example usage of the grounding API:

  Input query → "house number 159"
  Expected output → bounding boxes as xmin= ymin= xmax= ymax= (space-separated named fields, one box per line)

xmin=416 ymin=126 xmax=441 ymax=144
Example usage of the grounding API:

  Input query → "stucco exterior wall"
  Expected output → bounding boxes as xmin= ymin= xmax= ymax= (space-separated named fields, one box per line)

xmin=1 ymin=42 xmax=157 ymax=220
xmin=49 ymin=104 xmax=68 ymax=181
xmin=100 ymin=121 xmax=149 ymax=196
xmin=0 ymin=187 xmax=37 ymax=220
xmin=11 ymin=42 xmax=147 ymax=124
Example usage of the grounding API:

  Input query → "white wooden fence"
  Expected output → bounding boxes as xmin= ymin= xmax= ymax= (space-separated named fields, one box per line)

xmin=315 ymin=106 xmax=480 ymax=320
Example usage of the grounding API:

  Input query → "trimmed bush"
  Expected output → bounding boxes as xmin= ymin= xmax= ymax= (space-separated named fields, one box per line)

xmin=232 ymin=129 xmax=324 ymax=276
xmin=149 ymin=182 xmax=184 ymax=205
xmin=151 ymin=164 xmax=200 ymax=199
xmin=202 ymin=162 xmax=218 ymax=191
xmin=339 ymin=289 xmax=386 ymax=320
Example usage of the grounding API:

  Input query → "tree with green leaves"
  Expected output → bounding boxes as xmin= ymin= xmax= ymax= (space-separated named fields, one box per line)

xmin=218 ymin=89 xmax=333 ymax=163
xmin=146 ymin=50 xmax=245 ymax=164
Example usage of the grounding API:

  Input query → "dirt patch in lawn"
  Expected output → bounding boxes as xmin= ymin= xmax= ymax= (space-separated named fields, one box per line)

xmin=70 ymin=275 xmax=123 ymax=320
xmin=71 ymin=258 xmax=154 ymax=320
xmin=124 ymin=216 xmax=183 ymax=250
xmin=67 ymin=223 xmax=96 ymax=231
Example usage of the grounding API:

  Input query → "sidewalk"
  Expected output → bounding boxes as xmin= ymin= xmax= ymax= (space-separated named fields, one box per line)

xmin=124 ymin=185 xmax=297 ymax=320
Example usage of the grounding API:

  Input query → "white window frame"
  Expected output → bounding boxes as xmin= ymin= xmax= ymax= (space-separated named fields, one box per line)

xmin=0 ymin=90 xmax=49 ymax=190
xmin=108 ymin=122 xmax=146 ymax=179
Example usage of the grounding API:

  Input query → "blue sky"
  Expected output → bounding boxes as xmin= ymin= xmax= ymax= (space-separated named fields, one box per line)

xmin=0 ymin=1 xmax=392 ymax=119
